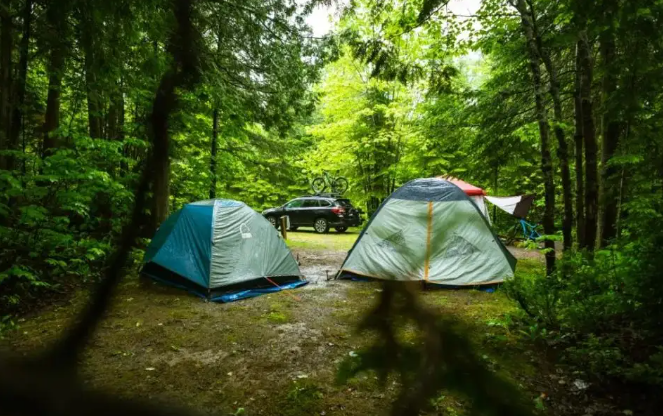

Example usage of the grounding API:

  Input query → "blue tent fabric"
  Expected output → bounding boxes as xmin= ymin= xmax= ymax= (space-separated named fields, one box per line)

xmin=143 ymin=199 xmax=304 ymax=302
xmin=144 ymin=210 xmax=182 ymax=264
xmin=212 ymin=280 xmax=309 ymax=303
xmin=390 ymin=178 xmax=468 ymax=202
xmin=152 ymin=205 xmax=213 ymax=288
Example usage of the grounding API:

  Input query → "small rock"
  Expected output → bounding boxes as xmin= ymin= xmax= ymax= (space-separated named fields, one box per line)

xmin=349 ymin=351 xmax=358 ymax=357
xmin=227 ymin=372 xmax=233 ymax=376
xmin=297 ymin=374 xmax=308 ymax=379
xmin=573 ymin=379 xmax=589 ymax=390
xmin=145 ymin=367 xmax=156 ymax=371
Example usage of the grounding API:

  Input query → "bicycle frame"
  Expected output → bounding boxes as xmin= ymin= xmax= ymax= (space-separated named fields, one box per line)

xmin=519 ymin=219 xmax=541 ymax=241
xmin=322 ymin=171 xmax=333 ymax=188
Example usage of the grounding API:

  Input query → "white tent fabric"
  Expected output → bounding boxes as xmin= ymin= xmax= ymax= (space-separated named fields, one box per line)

xmin=486 ymin=195 xmax=533 ymax=218
xmin=470 ymin=195 xmax=491 ymax=224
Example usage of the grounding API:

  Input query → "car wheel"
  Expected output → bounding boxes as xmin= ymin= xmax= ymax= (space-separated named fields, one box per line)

xmin=335 ymin=226 xmax=347 ymax=233
xmin=314 ymin=217 xmax=329 ymax=234
xmin=267 ymin=216 xmax=278 ymax=228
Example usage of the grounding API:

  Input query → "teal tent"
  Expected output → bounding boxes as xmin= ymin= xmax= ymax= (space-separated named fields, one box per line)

xmin=339 ymin=178 xmax=516 ymax=286
xmin=142 ymin=199 xmax=306 ymax=302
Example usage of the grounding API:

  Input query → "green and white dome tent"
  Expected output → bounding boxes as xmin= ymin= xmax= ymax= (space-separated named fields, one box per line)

xmin=338 ymin=178 xmax=516 ymax=286
xmin=142 ymin=199 xmax=305 ymax=302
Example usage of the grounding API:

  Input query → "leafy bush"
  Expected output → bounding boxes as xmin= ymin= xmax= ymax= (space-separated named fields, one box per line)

xmin=505 ymin=196 xmax=663 ymax=387
xmin=0 ymin=137 xmax=136 ymax=314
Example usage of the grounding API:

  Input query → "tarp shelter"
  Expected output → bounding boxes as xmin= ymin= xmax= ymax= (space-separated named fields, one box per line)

xmin=339 ymin=178 xmax=516 ymax=286
xmin=438 ymin=176 xmax=490 ymax=221
xmin=485 ymin=195 xmax=535 ymax=219
xmin=437 ymin=176 xmax=535 ymax=222
xmin=142 ymin=199 xmax=306 ymax=302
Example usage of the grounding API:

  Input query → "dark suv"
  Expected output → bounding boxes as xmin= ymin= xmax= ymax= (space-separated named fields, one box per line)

xmin=262 ymin=196 xmax=362 ymax=233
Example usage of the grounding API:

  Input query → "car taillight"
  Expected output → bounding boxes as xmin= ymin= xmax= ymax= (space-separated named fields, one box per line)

xmin=331 ymin=207 xmax=345 ymax=214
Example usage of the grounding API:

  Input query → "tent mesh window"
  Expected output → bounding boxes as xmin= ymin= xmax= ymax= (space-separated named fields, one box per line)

xmin=377 ymin=230 xmax=411 ymax=254
xmin=440 ymin=234 xmax=479 ymax=258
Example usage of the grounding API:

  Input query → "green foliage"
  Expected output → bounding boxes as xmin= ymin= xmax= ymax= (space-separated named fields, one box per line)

xmin=0 ymin=315 xmax=18 ymax=338
xmin=505 ymin=195 xmax=663 ymax=386
xmin=278 ymin=381 xmax=324 ymax=416
xmin=0 ymin=138 xmax=135 ymax=313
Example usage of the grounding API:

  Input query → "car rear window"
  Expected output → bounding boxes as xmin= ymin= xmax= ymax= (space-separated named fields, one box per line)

xmin=335 ymin=199 xmax=353 ymax=208
xmin=319 ymin=200 xmax=332 ymax=207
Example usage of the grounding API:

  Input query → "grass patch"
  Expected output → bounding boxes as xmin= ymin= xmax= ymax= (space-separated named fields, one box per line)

xmin=285 ymin=228 xmax=361 ymax=250
xmin=266 ymin=311 xmax=290 ymax=324
xmin=277 ymin=381 xmax=325 ymax=416
xmin=262 ymin=301 xmax=293 ymax=324
xmin=515 ymin=257 xmax=545 ymax=278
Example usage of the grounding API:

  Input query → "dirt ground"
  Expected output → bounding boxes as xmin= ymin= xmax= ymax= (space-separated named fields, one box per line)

xmin=0 ymin=229 xmax=613 ymax=416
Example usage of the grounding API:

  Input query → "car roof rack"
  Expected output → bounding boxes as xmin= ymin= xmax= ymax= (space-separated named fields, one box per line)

xmin=301 ymin=192 xmax=343 ymax=198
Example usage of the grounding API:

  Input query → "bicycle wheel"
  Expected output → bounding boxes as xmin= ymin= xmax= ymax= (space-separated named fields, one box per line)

xmin=332 ymin=177 xmax=348 ymax=194
xmin=311 ymin=177 xmax=326 ymax=193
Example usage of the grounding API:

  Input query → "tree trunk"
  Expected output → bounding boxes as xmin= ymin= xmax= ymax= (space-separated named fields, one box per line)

xmin=527 ymin=0 xmax=573 ymax=251
xmin=107 ymin=82 xmax=124 ymax=141
xmin=578 ymin=30 xmax=598 ymax=250
xmin=512 ymin=0 xmax=555 ymax=274
xmin=149 ymin=0 xmax=199 ymax=232
xmin=0 ymin=0 xmax=13 ymax=170
xmin=492 ymin=164 xmax=498 ymax=224
xmin=8 ymin=0 xmax=32 ymax=171
xmin=42 ymin=61 xmax=64 ymax=153
xmin=209 ymin=107 xmax=219 ymax=199
xmin=42 ymin=3 xmax=68 ymax=155
xmin=81 ymin=1 xmax=102 ymax=139
xmin=598 ymin=32 xmax=620 ymax=246
xmin=573 ymin=41 xmax=585 ymax=247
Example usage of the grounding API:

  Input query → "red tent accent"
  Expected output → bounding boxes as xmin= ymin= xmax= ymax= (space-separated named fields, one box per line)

xmin=437 ymin=176 xmax=486 ymax=196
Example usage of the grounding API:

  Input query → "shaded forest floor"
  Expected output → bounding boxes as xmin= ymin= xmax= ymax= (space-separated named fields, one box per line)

xmin=0 ymin=229 xmax=618 ymax=415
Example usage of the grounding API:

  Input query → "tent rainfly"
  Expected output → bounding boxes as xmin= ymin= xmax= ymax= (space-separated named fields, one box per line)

xmin=438 ymin=176 xmax=490 ymax=220
xmin=338 ymin=178 xmax=516 ymax=286
xmin=142 ymin=199 xmax=306 ymax=302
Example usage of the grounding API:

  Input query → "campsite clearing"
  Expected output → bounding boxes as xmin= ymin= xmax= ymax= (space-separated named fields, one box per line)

xmin=1 ymin=232 xmax=609 ymax=416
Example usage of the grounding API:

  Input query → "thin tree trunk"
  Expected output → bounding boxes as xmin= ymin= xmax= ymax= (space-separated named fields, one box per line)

xmin=209 ymin=107 xmax=219 ymax=199
xmin=42 ymin=3 xmax=69 ymax=155
xmin=578 ymin=30 xmax=598 ymax=250
xmin=42 ymin=59 xmax=64 ymax=153
xmin=8 ymin=0 xmax=32 ymax=171
xmin=492 ymin=164 xmax=498 ymax=224
xmin=0 ymin=0 xmax=13 ymax=169
xmin=81 ymin=1 xmax=102 ymax=139
xmin=528 ymin=0 xmax=573 ymax=250
xmin=512 ymin=0 xmax=556 ymax=274
xmin=573 ymin=41 xmax=585 ymax=247
xmin=108 ymin=82 xmax=124 ymax=141
xmin=149 ymin=0 xmax=199 ymax=232
xmin=598 ymin=32 xmax=621 ymax=246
